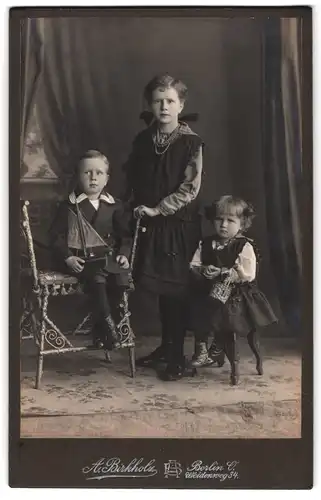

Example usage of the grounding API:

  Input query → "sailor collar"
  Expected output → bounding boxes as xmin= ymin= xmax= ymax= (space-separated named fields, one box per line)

xmin=69 ymin=191 xmax=116 ymax=205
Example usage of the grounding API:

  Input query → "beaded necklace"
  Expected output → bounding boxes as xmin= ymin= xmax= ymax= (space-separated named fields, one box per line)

xmin=152 ymin=125 xmax=180 ymax=155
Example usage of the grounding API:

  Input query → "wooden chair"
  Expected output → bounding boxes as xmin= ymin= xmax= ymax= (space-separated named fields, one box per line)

xmin=20 ymin=200 xmax=138 ymax=389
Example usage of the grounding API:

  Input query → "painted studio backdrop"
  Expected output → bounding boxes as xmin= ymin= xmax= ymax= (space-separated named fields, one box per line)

xmin=20 ymin=15 xmax=303 ymax=336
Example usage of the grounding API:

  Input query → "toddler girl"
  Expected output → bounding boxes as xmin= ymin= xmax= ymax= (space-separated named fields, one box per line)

xmin=190 ymin=195 xmax=277 ymax=385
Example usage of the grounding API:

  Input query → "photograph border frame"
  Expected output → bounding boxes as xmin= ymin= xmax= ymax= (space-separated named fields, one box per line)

xmin=9 ymin=5 xmax=313 ymax=489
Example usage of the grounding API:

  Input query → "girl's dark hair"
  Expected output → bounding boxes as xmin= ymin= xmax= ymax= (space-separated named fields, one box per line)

xmin=205 ymin=195 xmax=256 ymax=232
xmin=144 ymin=74 xmax=188 ymax=105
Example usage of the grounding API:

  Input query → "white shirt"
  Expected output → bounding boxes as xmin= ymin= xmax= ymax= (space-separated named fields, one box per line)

xmin=89 ymin=199 xmax=100 ymax=210
xmin=190 ymin=240 xmax=257 ymax=282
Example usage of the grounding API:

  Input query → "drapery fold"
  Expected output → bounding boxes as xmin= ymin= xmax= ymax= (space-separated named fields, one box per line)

xmin=20 ymin=17 xmax=304 ymax=332
xmin=280 ymin=18 xmax=303 ymax=275
xmin=262 ymin=17 xmax=303 ymax=331
xmin=20 ymin=18 xmax=43 ymax=161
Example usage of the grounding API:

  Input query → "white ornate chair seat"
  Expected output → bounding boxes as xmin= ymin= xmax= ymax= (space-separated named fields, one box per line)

xmin=20 ymin=200 xmax=137 ymax=389
xmin=38 ymin=271 xmax=80 ymax=286
xmin=22 ymin=268 xmax=81 ymax=287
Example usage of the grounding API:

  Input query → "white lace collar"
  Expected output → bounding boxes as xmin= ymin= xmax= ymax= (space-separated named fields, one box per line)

xmin=212 ymin=234 xmax=246 ymax=251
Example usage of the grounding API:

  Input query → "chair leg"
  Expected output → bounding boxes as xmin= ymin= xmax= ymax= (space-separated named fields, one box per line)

xmin=30 ymin=308 xmax=40 ymax=345
xmin=129 ymin=346 xmax=136 ymax=378
xmin=35 ymin=289 xmax=48 ymax=389
xmin=35 ymin=327 xmax=44 ymax=389
xmin=20 ymin=297 xmax=38 ymax=341
xmin=247 ymin=330 xmax=263 ymax=375
xmin=35 ymin=307 xmax=45 ymax=389
xmin=224 ymin=333 xmax=240 ymax=386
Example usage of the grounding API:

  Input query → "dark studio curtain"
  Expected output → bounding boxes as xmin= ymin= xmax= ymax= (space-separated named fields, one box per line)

xmin=20 ymin=18 xmax=43 ymax=165
xmin=20 ymin=16 xmax=304 ymax=335
xmin=262 ymin=18 xmax=303 ymax=333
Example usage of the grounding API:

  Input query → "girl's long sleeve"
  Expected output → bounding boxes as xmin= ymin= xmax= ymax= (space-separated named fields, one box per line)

xmin=156 ymin=146 xmax=203 ymax=216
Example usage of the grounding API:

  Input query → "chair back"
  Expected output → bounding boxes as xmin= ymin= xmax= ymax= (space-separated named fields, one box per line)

xmin=21 ymin=200 xmax=39 ymax=290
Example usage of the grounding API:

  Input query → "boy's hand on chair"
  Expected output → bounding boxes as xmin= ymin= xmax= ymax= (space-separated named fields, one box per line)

xmin=116 ymin=255 xmax=130 ymax=269
xmin=134 ymin=205 xmax=160 ymax=218
xmin=65 ymin=256 xmax=85 ymax=273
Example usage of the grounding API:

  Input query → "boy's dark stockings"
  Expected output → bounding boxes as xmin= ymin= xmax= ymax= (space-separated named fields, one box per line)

xmin=89 ymin=281 xmax=111 ymax=319
xmin=87 ymin=280 xmax=120 ymax=350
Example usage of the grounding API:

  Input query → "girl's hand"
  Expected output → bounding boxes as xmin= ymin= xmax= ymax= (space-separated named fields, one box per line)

xmin=116 ymin=255 xmax=130 ymax=269
xmin=134 ymin=205 xmax=160 ymax=218
xmin=201 ymin=265 xmax=221 ymax=279
xmin=65 ymin=256 xmax=85 ymax=273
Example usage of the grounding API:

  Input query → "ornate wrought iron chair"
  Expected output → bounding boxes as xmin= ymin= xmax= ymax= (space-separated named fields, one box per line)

xmin=20 ymin=200 xmax=139 ymax=389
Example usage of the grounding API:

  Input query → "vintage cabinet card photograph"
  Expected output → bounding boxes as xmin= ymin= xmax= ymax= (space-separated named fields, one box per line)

xmin=9 ymin=5 xmax=313 ymax=489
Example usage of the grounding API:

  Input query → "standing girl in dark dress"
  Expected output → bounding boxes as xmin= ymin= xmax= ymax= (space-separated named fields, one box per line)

xmin=190 ymin=196 xmax=278 ymax=385
xmin=124 ymin=74 xmax=204 ymax=381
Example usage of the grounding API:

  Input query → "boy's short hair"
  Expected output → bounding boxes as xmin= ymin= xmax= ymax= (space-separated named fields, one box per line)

xmin=78 ymin=149 xmax=109 ymax=171
xmin=144 ymin=74 xmax=188 ymax=104
xmin=69 ymin=149 xmax=110 ymax=193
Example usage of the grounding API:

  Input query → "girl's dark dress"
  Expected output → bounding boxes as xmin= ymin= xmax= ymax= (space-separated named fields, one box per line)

xmin=190 ymin=235 xmax=277 ymax=337
xmin=127 ymin=123 xmax=203 ymax=295
xmin=125 ymin=122 xmax=203 ymax=370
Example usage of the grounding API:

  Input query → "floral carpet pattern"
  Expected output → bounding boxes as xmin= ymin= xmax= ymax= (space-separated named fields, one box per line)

xmin=20 ymin=336 xmax=301 ymax=438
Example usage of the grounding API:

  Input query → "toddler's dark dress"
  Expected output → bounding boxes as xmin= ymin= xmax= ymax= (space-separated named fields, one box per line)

xmin=190 ymin=235 xmax=277 ymax=341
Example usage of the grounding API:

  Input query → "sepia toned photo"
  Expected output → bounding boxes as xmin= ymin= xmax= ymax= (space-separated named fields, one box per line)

xmin=11 ymin=6 xmax=312 ymax=489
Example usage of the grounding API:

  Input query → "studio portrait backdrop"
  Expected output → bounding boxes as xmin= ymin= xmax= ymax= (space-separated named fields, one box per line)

xmin=20 ymin=15 xmax=303 ymax=336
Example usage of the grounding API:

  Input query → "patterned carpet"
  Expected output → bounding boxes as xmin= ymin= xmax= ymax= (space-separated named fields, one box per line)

xmin=20 ymin=336 xmax=301 ymax=437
